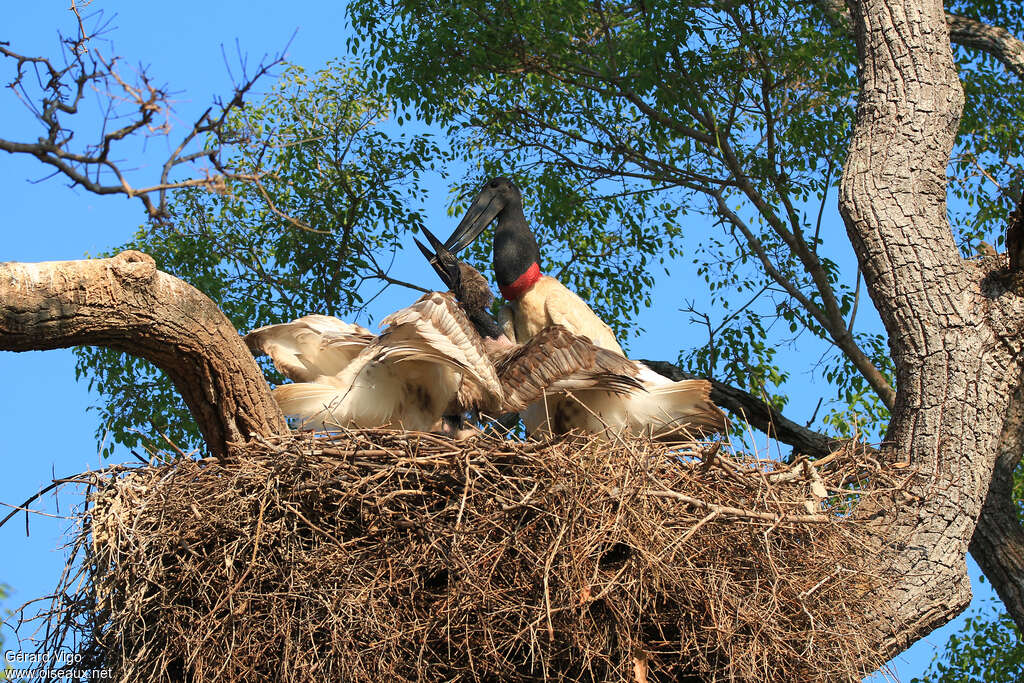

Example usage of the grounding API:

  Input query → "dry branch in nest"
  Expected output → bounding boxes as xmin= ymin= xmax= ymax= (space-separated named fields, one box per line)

xmin=31 ymin=431 xmax=901 ymax=682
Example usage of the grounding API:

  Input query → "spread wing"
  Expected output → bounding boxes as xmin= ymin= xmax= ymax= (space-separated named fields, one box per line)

xmin=379 ymin=292 xmax=503 ymax=406
xmin=494 ymin=325 xmax=644 ymax=413
xmin=245 ymin=315 xmax=374 ymax=382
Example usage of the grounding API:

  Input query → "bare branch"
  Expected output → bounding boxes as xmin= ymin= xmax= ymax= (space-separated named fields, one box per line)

xmin=0 ymin=9 xmax=288 ymax=221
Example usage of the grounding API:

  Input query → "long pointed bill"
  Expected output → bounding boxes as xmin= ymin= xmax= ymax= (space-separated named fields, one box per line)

xmin=415 ymin=226 xmax=463 ymax=290
xmin=414 ymin=238 xmax=450 ymax=289
xmin=443 ymin=189 xmax=505 ymax=254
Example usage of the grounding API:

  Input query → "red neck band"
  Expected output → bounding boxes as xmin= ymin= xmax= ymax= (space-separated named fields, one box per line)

xmin=499 ymin=262 xmax=541 ymax=301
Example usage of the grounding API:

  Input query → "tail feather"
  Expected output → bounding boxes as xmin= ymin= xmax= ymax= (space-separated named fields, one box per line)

xmin=641 ymin=379 xmax=727 ymax=436
xmin=272 ymin=383 xmax=353 ymax=430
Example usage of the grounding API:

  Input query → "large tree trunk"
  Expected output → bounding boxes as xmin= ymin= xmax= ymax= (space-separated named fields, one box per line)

xmin=839 ymin=0 xmax=1024 ymax=653
xmin=0 ymin=251 xmax=287 ymax=458
xmin=969 ymin=378 xmax=1024 ymax=630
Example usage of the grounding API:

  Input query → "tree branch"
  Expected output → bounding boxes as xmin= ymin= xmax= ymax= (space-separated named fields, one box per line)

xmin=815 ymin=0 xmax=1024 ymax=81
xmin=968 ymin=375 xmax=1024 ymax=632
xmin=0 ymin=18 xmax=286 ymax=221
xmin=706 ymin=186 xmax=898 ymax=408
xmin=0 ymin=252 xmax=288 ymax=457
xmin=639 ymin=359 xmax=838 ymax=458
xmin=947 ymin=13 xmax=1024 ymax=80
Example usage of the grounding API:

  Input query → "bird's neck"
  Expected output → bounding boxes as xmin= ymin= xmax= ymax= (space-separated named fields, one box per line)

xmin=498 ymin=262 xmax=541 ymax=301
xmin=494 ymin=213 xmax=542 ymax=300
xmin=467 ymin=308 xmax=504 ymax=340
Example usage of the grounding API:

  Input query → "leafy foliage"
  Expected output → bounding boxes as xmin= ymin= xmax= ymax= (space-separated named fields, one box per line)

xmin=74 ymin=62 xmax=441 ymax=456
xmin=349 ymin=0 xmax=891 ymax=430
xmin=911 ymin=597 xmax=1024 ymax=683
xmin=56 ymin=1 xmax=1024 ymax=678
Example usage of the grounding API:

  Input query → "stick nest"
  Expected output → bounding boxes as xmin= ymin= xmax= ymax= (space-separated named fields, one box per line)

xmin=41 ymin=430 xmax=897 ymax=682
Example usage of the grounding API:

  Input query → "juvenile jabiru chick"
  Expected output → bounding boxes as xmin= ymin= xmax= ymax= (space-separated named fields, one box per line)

xmin=417 ymin=226 xmax=727 ymax=440
xmin=245 ymin=294 xmax=502 ymax=432
xmin=415 ymin=229 xmax=644 ymax=424
xmin=442 ymin=177 xmax=624 ymax=354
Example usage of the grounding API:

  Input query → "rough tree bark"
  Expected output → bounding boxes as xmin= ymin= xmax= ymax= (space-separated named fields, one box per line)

xmin=0 ymin=251 xmax=288 ymax=458
xmin=839 ymin=0 xmax=1024 ymax=651
xmin=969 ymin=375 xmax=1024 ymax=631
xmin=817 ymin=0 xmax=1024 ymax=79
xmin=649 ymin=343 xmax=1024 ymax=631
xmin=754 ymin=0 xmax=1024 ymax=634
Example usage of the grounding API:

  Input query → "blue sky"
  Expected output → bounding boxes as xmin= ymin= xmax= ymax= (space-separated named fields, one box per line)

xmin=0 ymin=2 xmax=995 ymax=680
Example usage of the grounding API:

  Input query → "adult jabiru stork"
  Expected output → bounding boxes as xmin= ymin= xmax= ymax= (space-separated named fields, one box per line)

xmin=442 ymin=177 xmax=625 ymax=354
xmin=245 ymin=296 xmax=503 ymax=432
xmin=417 ymin=226 xmax=727 ymax=440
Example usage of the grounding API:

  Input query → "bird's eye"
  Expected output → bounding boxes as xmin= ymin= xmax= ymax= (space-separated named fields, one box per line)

xmin=489 ymin=180 xmax=499 ymax=188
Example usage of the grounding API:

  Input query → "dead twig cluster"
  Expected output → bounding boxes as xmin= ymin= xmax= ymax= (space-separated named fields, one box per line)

xmin=0 ymin=6 xmax=286 ymax=220
xmin=22 ymin=430 xmax=899 ymax=682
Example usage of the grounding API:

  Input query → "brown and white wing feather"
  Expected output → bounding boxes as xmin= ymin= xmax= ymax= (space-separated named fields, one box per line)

xmin=245 ymin=315 xmax=373 ymax=382
xmin=628 ymin=379 xmax=728 ymax=438
xmin=272 ymin=340 xmax=464 ymax=432
xmin=495 ymin=325 xmax=643 ymax=413
xmin=379 ymin=292 xmax=503 ymax=403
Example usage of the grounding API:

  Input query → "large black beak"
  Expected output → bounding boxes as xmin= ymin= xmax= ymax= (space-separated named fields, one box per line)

xmin=443 ymin=187 xmax=505 ymax=254
xmin=415 ymin=226 xmax=461 ymax=291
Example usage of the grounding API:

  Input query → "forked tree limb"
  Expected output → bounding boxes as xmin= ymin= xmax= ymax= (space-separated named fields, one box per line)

xmin=947 ymin=13 xmax=1024 ymax=79
xmin=643 ymin=353 xmax=1024 ymax=633
xmin=0 ymin=251 xmax=288 ymax=458
xmin=968 ymin=374 xmax=1024 ymax=631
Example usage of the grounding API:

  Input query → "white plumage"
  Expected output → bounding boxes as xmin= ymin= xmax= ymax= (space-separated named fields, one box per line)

xmin=437 ymin=177 xmax=726 ymax=440
xmin=495 ymin=279 xmax=725 ymax=440
xmin=245 ymin=293 xmax=501 ymax=432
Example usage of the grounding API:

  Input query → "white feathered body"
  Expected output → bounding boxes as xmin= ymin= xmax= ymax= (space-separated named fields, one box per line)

xmin=499 ymin=275 xmax=624 ymax=355
xmin=246 ymin=294 xmax=500 ymax=432
xmin=522 ymin=365 xmax=724 ymax=441
xmin=501 ymin=278 xmax=725 ymax=439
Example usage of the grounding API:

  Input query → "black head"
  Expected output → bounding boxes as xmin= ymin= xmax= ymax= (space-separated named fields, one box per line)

xmin=443 ymin=177 xmax=525 ymax=255
xmin=443 ymin=177 xmax=541 ymax=288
